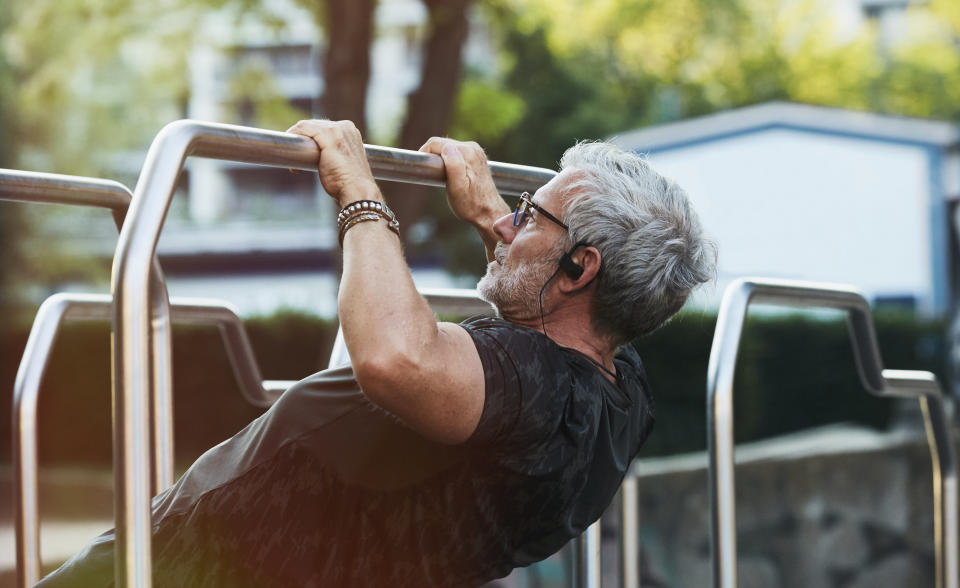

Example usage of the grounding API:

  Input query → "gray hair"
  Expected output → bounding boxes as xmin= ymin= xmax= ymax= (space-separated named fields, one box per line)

xmin=559 ymin=141 xmax=717 ymax=344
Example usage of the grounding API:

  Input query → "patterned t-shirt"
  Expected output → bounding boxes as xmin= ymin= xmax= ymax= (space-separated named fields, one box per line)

xmin=39 ymin=317 xmax=654 ymax=587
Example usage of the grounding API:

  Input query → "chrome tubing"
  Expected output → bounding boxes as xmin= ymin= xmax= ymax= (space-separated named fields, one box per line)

xmin=12 ymin=293 xmax=290 ymax=587
xmin=113 ymin=120 xmax=556 ymax=587
xmin=0 ymin=169 xmax=175 ymax=495
xmin=707 ymin=277 xmax=958 ymax=588
xmin=0 ymin=170 xmax=176 ymax=587
xmin=620 ymin=474 xmax=640 ymax=588
xmin=573 ymin=521 xmax=603 ymax=588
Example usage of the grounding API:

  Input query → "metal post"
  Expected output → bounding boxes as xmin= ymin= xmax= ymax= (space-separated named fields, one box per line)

xmin=572 ymin=521 xmax=602 ymax=588
xmin=0 ymin=170 xmax=176 ymax=587
xmin=620 ymin=473 xmax=640 ymax=588
xmin=12 ymin=292 xmax=291 ymax=586
xmin=706 ymin=277 xmax=958 ymax=588
xmin=113 ymin=119 xmax=556 ymax=587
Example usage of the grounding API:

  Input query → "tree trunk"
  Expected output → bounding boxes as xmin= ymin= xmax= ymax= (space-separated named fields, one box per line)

xmin=387 ymin=0 xmax=473 ymax=244
xmin=321 ymin=0 xmax=376 ymax=136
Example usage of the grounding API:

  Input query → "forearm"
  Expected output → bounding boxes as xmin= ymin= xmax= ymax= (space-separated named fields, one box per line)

xmin=337 ymin=203 xmax=438 ymax=376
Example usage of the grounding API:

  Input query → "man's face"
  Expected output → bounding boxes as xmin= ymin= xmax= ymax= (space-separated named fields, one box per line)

xmin=477 ymin=173 xmax=572 ymax=320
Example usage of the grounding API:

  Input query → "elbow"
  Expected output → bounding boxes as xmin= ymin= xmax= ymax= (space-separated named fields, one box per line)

xmin=351 ymin=348 xmax=420 ymax=406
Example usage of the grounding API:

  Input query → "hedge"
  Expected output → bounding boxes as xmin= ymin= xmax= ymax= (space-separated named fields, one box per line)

xmin=0 ymin=309 xmax=948 ymax=467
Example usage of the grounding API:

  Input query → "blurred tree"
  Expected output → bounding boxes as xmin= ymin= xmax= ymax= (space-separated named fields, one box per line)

xmin=320 ymin=0 xmax=376 ymax=137
xmin=387 ymin=0 xmax=475 ymax=244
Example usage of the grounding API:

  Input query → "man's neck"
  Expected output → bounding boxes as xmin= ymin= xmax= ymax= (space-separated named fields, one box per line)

xmin=507 ymin=297 xmax=617 ymax=379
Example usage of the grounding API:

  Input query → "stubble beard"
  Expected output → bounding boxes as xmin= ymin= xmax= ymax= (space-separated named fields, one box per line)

xmin=477 ymin=242 xmax=565 ymax=321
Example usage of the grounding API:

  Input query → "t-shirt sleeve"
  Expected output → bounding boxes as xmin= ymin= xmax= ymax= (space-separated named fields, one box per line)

xmin=461 ymin=319 xmax=563 ymax=450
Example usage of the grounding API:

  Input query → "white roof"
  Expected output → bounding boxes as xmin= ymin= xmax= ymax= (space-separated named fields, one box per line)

xmin=610 ymin=101 xmax=960 ymax=153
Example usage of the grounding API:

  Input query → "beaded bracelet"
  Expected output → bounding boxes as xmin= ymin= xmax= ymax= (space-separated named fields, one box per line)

xmin=336 ymin=200 xmax=400 ymax=247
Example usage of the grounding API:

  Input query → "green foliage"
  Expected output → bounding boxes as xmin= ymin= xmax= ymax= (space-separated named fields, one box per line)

xmin=450 ymin=0 xmax=960 ymax=174
xmin=449 ymin=78 xmax=526 ymax=144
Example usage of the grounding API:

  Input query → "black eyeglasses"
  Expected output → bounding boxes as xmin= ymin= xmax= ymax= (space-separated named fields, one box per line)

xmin=513 ymin=192 xmax=568 ymax=230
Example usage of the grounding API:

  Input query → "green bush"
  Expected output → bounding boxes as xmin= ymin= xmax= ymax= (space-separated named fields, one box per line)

xmin=0 ymin=309 xmax=948 ymax=466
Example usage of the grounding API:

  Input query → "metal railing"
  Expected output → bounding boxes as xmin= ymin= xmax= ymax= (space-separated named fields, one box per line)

xmin=12 ymin=292 xmax=292 ymax=587
xmin=620 ymin=474 xmax=640 ymax=588
xmin=111 ymin=119 xmax=556 ymax=587
xmin=707 ymin=277 xmax=958 ymax=588
xmin=0 ymin=169 xmax=177 ymax=493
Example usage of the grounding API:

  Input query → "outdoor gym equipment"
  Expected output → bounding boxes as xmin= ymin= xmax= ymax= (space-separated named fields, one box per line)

xmin=13 ymin=293 xmax=291 ymax=587
xmin=707 ymin=277 xmax=958 ymax=588
xmin=0 ymin=169 xmax=296 ymax=586
xmin=0 ymin=169 xmax=177 ymax=495
xmin=110 ymin=119 xmax=555 ymax=587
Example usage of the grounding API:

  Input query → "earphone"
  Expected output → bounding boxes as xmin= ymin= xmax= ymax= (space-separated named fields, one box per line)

xmin=558 ymin=241 xmax=589 ymax=280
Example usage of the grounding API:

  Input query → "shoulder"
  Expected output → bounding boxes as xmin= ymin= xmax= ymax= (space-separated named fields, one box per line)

xmin=458 ymin=316 xmax=573 ymax=448
xmin=460 ymin=316 xmax=568 ymax=377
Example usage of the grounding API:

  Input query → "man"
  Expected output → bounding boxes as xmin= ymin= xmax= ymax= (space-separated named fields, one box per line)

xmin=38 ymin=120 xmax=715 ymax=587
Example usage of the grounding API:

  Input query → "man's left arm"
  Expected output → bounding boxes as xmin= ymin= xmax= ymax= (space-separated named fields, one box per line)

xmin=289 ymin=120 xmax=486 ymax=445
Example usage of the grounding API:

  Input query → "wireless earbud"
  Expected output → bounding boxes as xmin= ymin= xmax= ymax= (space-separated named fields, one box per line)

xmin=558 ymin=241 xmax=589 ymax=280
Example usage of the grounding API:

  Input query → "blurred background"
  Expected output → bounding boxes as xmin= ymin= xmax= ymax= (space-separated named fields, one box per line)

xmin=0 ymin=0 xmax=958 ymax=586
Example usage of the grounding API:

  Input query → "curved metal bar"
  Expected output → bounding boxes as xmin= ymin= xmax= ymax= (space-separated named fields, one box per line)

xmin=0 ymin=170 xmax=176 ymax=587
xmin=13 ymin=292 xmax=288 ymax=586
xmin=707 ymin=277 xmax=958 ymax=588
xmin=113 ymin=119 xmax=557 ymax=587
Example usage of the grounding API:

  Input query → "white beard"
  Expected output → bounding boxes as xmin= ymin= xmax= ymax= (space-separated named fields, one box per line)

xmin=477 ymin=242 xmax=565 ymax=320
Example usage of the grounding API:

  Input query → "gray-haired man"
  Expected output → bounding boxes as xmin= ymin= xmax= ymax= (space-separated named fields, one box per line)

xmin=39 ymin=120 xmax=715 ymax=587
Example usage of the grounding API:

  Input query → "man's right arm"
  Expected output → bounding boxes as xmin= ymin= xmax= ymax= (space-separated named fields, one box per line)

xmin=419 ymin=138 xmax=511 ymax=262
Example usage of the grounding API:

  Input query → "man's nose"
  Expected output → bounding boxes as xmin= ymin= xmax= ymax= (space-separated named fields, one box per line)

xmin=493 ymin=213 xmax=518 ymax=243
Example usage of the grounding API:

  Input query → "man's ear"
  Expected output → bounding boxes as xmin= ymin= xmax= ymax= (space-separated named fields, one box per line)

xmin=558 ymin=246 xmax=601 ymax=294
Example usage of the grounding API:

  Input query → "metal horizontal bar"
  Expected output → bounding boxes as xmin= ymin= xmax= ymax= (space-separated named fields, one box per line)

xmin=707 ymin=277 xmax=957 ymax=588
xmin=13 ymin=292 xmax=287 ymax=586
xmin=163 ymin=119 xmax=556 ymax=196
xmin=0 ymin=169 xmax=132 ymax=212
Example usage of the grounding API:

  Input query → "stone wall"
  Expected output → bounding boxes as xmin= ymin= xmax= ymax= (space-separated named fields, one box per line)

xmin=630 ymin=425 xmax=939 ymax=588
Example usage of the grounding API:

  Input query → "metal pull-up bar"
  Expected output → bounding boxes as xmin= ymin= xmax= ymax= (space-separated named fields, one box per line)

xmin=112 ymin=119 xmax=557 ymax=587
xmin=0 ymin=170 xmax=177 ymax=495
xmin=707 ymin=277 xmax=958 ymax=588
xmin=12 ymin=293 xmax=292 ymax=587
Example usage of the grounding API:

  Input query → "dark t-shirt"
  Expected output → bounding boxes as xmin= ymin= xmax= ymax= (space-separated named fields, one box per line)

xmin=39 ymin=317 xmax=654 ymax=587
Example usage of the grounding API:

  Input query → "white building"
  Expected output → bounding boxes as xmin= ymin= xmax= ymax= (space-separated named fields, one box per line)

xmin=611 ymin=101 xmax=960 ymax=315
